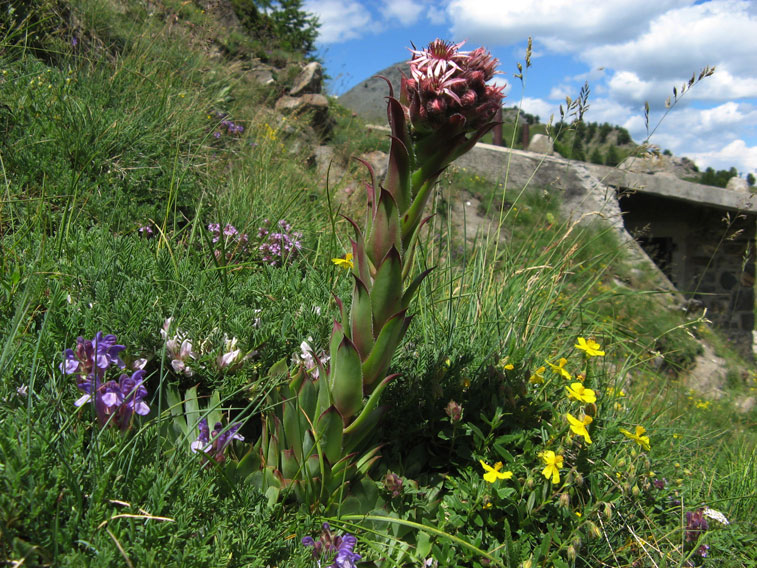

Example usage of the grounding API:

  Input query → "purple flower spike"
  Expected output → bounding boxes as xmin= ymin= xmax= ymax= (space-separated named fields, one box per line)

xmin=191 ymin=417 xmax=244 ymax=463
xmin=302 ymin=522 xmax=361 ymax=568
xmin=61 ymin=332 xmax=125 ymax=378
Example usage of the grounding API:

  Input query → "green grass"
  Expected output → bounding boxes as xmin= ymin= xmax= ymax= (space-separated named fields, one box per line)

xmin=1 ymin=2 xmax=755 ymax=566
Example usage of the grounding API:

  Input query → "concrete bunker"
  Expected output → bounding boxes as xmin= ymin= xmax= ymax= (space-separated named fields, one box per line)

xmin=617 ymin=190 xmax=756 ymax=355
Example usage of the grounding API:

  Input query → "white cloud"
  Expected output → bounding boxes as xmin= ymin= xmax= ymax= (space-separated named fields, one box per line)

xmin=518 ymin=97 xmax=557 ymax=122
xmin=427 ymin=5 xmax=447 ymax=25
xmin=305 ymin=0 xmax=375 ymax=43
xmin=380 ymin=0 xmax=423 ymax=24
xmin=581 ymin=1 xmax=757 ymax=83
xmin=446 ymin=0 xmax=688 ymax=51
xmin=687 ymin=139 xmax=757 ymax=173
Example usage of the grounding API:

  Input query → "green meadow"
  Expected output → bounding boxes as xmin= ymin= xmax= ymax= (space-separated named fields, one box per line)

xmin=1 ymin=2 xmax=755 ymax=566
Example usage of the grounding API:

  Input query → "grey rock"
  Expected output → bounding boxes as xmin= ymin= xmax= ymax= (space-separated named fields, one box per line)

xmin=275 ymin=93 xmax=328 ymax=114
xmin=358 ymin=150 xmax=388 ymax=182
xmin=290 ymin=62 xmax=323 ymax=96
xmin=527 ymin=134 xmax=554 ymax=155
xmin=338 ymin=61 xmax=408 ymax=123
xmin=249 ymin=66 xmax=275 ymax=86
xmin=726 ymin=176 xmax=749 ymax=192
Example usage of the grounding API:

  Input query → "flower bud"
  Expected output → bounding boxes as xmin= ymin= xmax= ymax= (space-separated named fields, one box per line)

xmin=573 ymin=472 xmax=584 ymax=486
xmin=632 ymin=484 xmax=640 ymax=497
xmin=586 ymin=521 xmax=602 ymax=539
xmin=603 ymin=502 xmax=613 ymax=519
xmin=384 ymin=471 xmax=404 ymax=497
xmin=566 ymin=545 xmax=577 ymax=561
xmin=558 ymin=493 xmax=570 ymax=508
xmin=445 ymin=400 xmax=463 ymax=423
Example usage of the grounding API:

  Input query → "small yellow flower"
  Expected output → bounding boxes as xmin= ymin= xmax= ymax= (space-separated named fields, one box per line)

xmin=619 ymin=425 xmax=650 ymax=451
xmin=483 ymin=501 xmax=493 ymax=510
xmin=566 ymin=382 xmax=597 ymax=403
xmin=548 ymin=358 xmax=572 ymax=380
xmin=480 ymin=460 xmax=513 ymax=483
xmin=607 ymin=387 xmax=626 ymax=397
xmin=539 ymin=450 xmax=563 ymax=484
xmin=575 ymin=511 xmax=582 ymax=518
xmin=575 ymin=337 xmax=605 ymax=357
xmin=331 ymin=252 xmax=353 ymax=270
xmin=673 ymin=433 xmax=682 ymax=439
xmin=566 ymin=413 xmax=593 ymax=444
xmin=497 ymin=357 xmax=514 ymax=371
xmin=529 ymin=366 xmax=546 ymax=384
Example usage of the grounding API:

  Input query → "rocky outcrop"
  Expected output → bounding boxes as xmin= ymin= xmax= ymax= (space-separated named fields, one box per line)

xmin=726 ymin=176 xmax=750 ymax=192
xmin=527 ymin=134 xmax=554 ymax=155
xmin=619 ymin=153 xmax=699 ymax=179
xmin=290 ymin=62 xmax=323 ymax=96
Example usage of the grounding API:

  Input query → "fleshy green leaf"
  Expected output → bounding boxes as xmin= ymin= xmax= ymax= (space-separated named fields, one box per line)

xmin=329 ymin=335 xmax=364 ymax=421
xmin=316 ymin=405 xmax=344 ymax=465
xmin=371 ymin=246 xmax=403 ymax=334
xmin=350 ymin=276 xmax=374 ymax=360
xmin=360 ymin=310 xmax=409 ymax=388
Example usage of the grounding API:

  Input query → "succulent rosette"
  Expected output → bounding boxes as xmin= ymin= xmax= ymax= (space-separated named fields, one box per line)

xmin=245 ymin=39 xmax=504 ymax=507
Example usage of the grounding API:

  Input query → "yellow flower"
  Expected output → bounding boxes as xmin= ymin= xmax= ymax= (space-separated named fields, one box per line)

xmin=607 ymin=387 xmax=626 ymax=397
xmin=575 ymin=337 xmax=605 ymax=357
xmin=483 ymin=501 xmax=493 ymax=510
xmin=548 ymin=358 xmax=572 ymax=380
xmin=619 ymin=425 xmax=651 ymax=451
xmin=497 ymin=357 xmax=514 ymax=371
xmin=566 ymin=382 xmax=597 ymax=403
xmin=331 ymin=252 xmax=354 ymax=270
xmin=673 ymin=433 xmax=682 ymax=439
xmin=529 ymin=366 xmax=546 ymax=384
xmin=539 ymin=450 xmax=564 ymax=484
xmin=480 ymin=460 xmax=513 ymax=483
xmin=566 ymin=413 xmax=593 ymax=444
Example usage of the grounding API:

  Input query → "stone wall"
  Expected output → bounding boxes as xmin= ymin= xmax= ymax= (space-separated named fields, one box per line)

xmin=618 ymin=192 xmax=756 ymax=354
xmin=445 ymin=141 xmax=757 ymax=356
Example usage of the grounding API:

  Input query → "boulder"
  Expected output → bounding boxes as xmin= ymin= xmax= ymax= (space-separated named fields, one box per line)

xmin=275 ymin=94 xmax=332 ymax=139
xmin=290 ymin=62 xmax=323 ymax=96
xmin=358 ymin=150 xmax=388 ymax=182
xmin=726 ymin=176 xmax=749 ymax=192
xmin=527 ymin=134 xmax=553 ymax=155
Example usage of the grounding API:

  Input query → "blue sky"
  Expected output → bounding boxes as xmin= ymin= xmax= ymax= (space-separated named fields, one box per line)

xmin=304 ymin=0 xmax=757 ymax=176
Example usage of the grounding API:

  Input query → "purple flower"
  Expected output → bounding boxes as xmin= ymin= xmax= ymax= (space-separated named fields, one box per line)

xmin=61 ymin=332 xmax=126 ymax=377
xmin=213 ymin=131 xmax=221 ymax=139
xmin=302 ymin=523 xmax=361 ymax=568
xmin=685 ymin=508 xmax=709 ymax=542
xmin=191 ymin=417 xmax=244 ymax=463
xmin=384 ymin=471 xmax=404 ymax=498
xmin=138 ymin=225 xmax=154 ymax=237
xmin=257 ymin=219 xmax=302 ymax=266
xmin=73 ymin=366 xmax=150 ymax=431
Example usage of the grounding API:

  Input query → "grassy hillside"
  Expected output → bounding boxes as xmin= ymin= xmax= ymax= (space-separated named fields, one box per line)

xmin=1 ymin=2 xmax=755 ymax=567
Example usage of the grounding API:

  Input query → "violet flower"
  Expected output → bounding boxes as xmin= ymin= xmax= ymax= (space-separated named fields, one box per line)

xmin=191 ymin=417 xmax=244 ymax=463
xmin=684 ymin=508 xmax=710 ymax=558
xmin=258 ymin=219 xmax=302 ymax=266
xmin=302 ymin=523 xmax=361 ymax=568
xmin=61 ymin=332 xmax=126 ymax=377
xmin=63 ymin=332 xmax=150 ymax=430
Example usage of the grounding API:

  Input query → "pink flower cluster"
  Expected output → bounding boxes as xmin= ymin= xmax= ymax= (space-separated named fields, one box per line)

xmin=403 ymin=39 xmax=504 ymax=133
xmin=257 ymin=219 xmax=302 ymax=266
